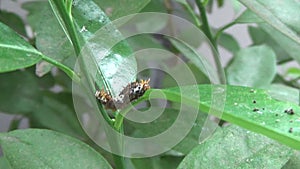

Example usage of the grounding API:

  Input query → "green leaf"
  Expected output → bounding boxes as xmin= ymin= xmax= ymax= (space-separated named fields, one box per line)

xmin=130 ymin=155 xmax=183 ymax=169
xmin=235 ymin=9 xmax=264 ymax=23
xmin=177 ymin=125 xmax=292 ymax=169
xmin=217 ymin=0 xmax=224 ymax=7
xmin=128 ymin=34 xmax=164 ymax=49
xmin=230 ymin=0 xmax=243 ymax=14
xmin=259 ymin=23 xmax=300 ymax=64
xmin=94 ymin=0 xmax=150 ymax=20
xmin=141 ymin=85 xmax=300 ymax=150
xmin=135 ymin=0 xmax=168 ymax=33
xmin=0 ymin=69 xmax=41 ymax=114
xmin=128 ymin=108 xmax=208 ymax=154
xmin=162 ymin=63 xmax=209 ymax=88
xmin=0 ymin=157 xmax=11 ymax=169
xmin=23 ymin=1 xmax=76 ymax=77
xmin=237 ymin=9 xmax=300 ymax=63
xmin=218 ymin=32 xmax=240 ymax=54
xmin=177 ymin=26 xmax=203 ymax=48
xmin=169 ymin=38 xmax=218 ymax=81
xmin=54 ymin=70 xmax=73 ymax=91
xmin=30 ymin=92 xmax=87 ymax=139
xmin=71 ymin=0 xmax=137 ymax=95
xmin=135 ymin=15 xmax=167 ymax=33
xmin=36 ymin=72 xmax=55 ymax=89
xmin=141 ymin=0 xmax=167 ymax=13
xmin=236 ymin=0 xmax=300 ymax=64
xmin=0 ymin=129 xmax=112 ymax=169
xmin=268 ymin=84 xmax=299 ymax=105
xmin=0 ymin=22 xmax=42 ymax=73
xmin=282 ymin=151 xmax=300 ymax=169
xmin=226 ymin=45 xmax=276 ymax=87
xmin=0 ymin=11 xmax=27 ymax=37
xmin=238 ymin=0 xmax=300 ymax=44
xmin=248 ymin=26 xmax=291 ymax=63
xmin=0 ymin=67 xmax=80 ymax=136
xmin=287 ymin=67 xmax=300 ymax=76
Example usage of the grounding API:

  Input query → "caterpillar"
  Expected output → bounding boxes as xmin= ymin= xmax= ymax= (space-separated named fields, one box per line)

xmin=95 ymin=79 xmax=150 ymax=111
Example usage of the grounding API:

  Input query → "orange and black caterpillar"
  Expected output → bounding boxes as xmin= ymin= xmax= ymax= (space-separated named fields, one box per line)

xmin=95 ymin=79 xmax=150 ymax=110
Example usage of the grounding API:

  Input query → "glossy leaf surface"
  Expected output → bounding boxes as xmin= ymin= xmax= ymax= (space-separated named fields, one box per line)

xmin=226 ymin=45 xmax=276 ymax=87
xmin=141 ymin=85 xmax=300 ymax=150
xmin=236 ymin=0 xmax=300 ymax=63
xmin=23 ymin=1 xmax=76 ymax=76
xmin=177 ymin=125 xmax=292 ymax=169
xmin=0 ymin=22 xmax=41 ymax=73
xmin=0 ymin=129 xmax=112 ymax=169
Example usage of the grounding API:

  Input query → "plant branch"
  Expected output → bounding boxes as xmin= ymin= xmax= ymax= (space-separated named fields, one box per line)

xmin=113 ymin=94 xmax=149 ymax=131
xmin=114 ymin=112 xmax=124 ymax=131
xmin=276 ymin=74 xmax=300 ymax=89
xmin=195 ymin=0 xmax=216 ymax=48
xmin=41 ymin=54 xmax=80 ymax=83
xmin=277 ymin=57 xmax=294 ymax=65
xmin=182 ymin=1 xmax=201 ymax=28
xmin=50 ymin=0 xmax=81 ymax=55
xmin=202 ymin=0 xmax=209 ymax=6
xmin=98 ymin=103 xmax=114 ymax=126
xmin=195 ymin=0 xmax=225 ymax=84
xmin=214 ymin=21 xmax=236 ymax=41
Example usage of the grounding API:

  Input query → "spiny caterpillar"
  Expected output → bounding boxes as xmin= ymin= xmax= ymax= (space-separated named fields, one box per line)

xmin=95 ymin=79 xmax=150 ymax=111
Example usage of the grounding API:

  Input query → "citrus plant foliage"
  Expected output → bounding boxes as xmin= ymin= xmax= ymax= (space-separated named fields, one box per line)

xmin=0 ymin=0 xmax=299 ymax=168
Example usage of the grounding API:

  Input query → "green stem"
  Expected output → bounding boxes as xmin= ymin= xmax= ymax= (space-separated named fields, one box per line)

xmin=98 ymin=103 xmax=114 ymax=126
xmin=182 ymin=1 xmax=201 ymax=28
xmin=195 ymin=0 xmax=226 ymax=84
xmin=48 ymin=2 xmax=128 ymax=168
xmin=41 ymin=55 xmax=80 ymax=83
xmin=113 ymin=96 xmax=148 ymax=131
xmin=111 ymin=111 xmax=126 ymax=168
xmin=112 ymin=122 xmax=125 ymax=168
xmin=50 ymin=0 xmax=115 ymax=124
xmin=202 ymin=0 xmax=209 ymax=6
xmin=277 ymin=57 xmax=294 ymax=65
xmin=112 ymin=154 xmax=125 ymax=169
xmin=114 ymin=113 xmax=124 ymax=131
xmin=50 ymin=0 xmax=116 ymax=129
xmin=65 ymin=0 xmax=72 ymax=16
xmin=276 ymin=74 xmax=300 ymax=88
xmin=214 ymin=21 xmax=236 ymax=41
xmin=50 ymin=0 xmax=81 ymax=55
xmin=195 ymin=0 xmax=216 ymax=48
xmin=110 ymin=95 xmax=154 ymax=168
